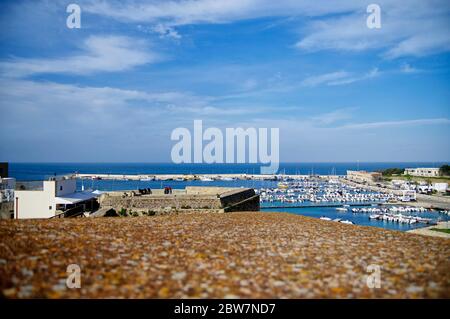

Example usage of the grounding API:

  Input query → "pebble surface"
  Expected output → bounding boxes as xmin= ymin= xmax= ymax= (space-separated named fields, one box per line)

xmin=0 ymin=212 xmax=449 ymax=298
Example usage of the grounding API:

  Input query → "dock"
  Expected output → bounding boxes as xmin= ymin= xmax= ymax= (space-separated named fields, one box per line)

xmin=261 ymin=203 xmax=380 ymax=209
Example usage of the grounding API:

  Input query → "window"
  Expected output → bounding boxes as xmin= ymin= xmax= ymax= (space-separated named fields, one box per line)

xmin=49 ymin=206 xmax=52 ymax=210
xmin=60 ymin=186 xmax=63 ymax=191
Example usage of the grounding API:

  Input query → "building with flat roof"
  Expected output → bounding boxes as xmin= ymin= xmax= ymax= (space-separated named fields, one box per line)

xmin=404 ymin=168 xmax=440 ymax=177
xmin=14 ymin=177 xmax=98 ymax=219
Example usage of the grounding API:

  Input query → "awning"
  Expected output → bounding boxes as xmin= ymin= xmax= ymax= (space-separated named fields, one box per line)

xmin=55 ymin=191 xmax=99 ymax=205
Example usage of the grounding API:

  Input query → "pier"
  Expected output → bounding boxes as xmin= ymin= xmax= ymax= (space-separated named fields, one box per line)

xmin=262 ymin=203 xmax=379 ymax=209
xmin=72 ymin=173 xmax=340 ymax=181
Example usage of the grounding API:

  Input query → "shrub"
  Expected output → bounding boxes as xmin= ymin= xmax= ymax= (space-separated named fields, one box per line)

xmin=380 ymin=168 xmax=405 ymax=176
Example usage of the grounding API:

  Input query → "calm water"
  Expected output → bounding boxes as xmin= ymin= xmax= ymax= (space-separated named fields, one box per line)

xmin=261 ymin=206 xmax=450 ymax=232
xmin=8 ymin=162 xmax=449 ymax=232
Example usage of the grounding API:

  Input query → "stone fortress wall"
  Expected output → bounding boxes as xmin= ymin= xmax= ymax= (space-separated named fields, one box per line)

xmin=99 ymin=187 xmax=259 ymax=214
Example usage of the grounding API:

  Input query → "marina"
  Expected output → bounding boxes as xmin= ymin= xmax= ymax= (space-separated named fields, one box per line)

xmin=6 ymin=163 xmax=450 ymax=231
xmin=70 ymin=175 xmax=450 ymax=231
xmin=256 ymin=178 xmax=449 ymax=231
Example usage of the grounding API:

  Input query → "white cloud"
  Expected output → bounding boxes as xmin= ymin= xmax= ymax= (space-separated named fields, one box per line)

xmin=83 ymin=0 xmax=360 ymax=25
xmin=384 ymin=31 xmax=450 ymax=59
xmin=0 ymin=35 xmax=159 ymax=77
xmin=0 ymin=78 xmax=214 ymax=128
xmin=296 ymin=0 xmax=450 ymax=58
xmin=336 ymin=118 xmax=450 ymax=130
xmin=328 ymin=68 xmax=379 ymax=86
xmin=0 ymin=77 xmax=222 ymax=160
xmin=311 ymin=108 xmax=355 ymax=125
xmin=137 ymin=24 xmax=182 ymax=39
xmin=400 ymin=63 xmax=421 ymax=74
xmin=153 ymin=24 xmax=181 ymax=39
xmin=300 ymin=69 xmax=379 ymax=87
xmin=83 ymin=0 xmax=450 ymax=58
xmin=300 ymin=71 xmax=350 ymax=87
xmin=0 ymin=77 xmax=269 ymax=133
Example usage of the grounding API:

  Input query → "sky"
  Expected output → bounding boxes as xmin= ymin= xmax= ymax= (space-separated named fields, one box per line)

xmin=0 ymin=0 xmax=449 ymax=163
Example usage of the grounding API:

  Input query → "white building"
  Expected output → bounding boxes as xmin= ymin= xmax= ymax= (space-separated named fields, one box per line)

xmin=404 ymin=168 xmax=440 ymax=177
xmin=14 ymin=177 xmax=98 ymax=219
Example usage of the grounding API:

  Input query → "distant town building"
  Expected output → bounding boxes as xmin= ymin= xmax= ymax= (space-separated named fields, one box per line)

xmin=346 ymin=170 xmax=383 ymax=184
xmin=404 ymin=168 xmax=440 ymax=177
xmin=14 ymin=177 xmax=98 ymax=219
xmin=0 ymin=162 xmax=8 ymax=178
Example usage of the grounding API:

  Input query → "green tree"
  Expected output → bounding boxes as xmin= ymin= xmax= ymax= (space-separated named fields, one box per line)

xmin=439 ymin=165 xmax=450 ymax=176
xmin=380 ymin=168 xmax=405 ymax=176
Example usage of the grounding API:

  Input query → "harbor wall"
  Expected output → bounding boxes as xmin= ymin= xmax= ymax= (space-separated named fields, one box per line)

xmin=185 ymin=186 xmax=234 ymax=195
xmin=100 ymin=194 xmax=222 ymax=211
xmin=98 ymin=187 xmax=259 ymax=213
xmin=220 ymin=188 xmax=260 ymax=212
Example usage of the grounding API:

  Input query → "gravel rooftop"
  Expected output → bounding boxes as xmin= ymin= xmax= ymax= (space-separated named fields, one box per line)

xmin=0 ymin=212 xmax=449 ymax=298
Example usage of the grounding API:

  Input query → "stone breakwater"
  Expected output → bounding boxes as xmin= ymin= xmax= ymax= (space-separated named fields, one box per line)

xmin=0 ymin=212 xmax=449 ymax=298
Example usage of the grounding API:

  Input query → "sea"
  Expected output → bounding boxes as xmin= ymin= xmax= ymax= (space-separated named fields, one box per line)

xmin=8 ymin=162 xmax=449 ymax=231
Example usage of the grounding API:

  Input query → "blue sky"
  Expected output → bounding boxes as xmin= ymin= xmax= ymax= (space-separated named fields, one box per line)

xmin=0 ymin=0 xmax=449 ymax=162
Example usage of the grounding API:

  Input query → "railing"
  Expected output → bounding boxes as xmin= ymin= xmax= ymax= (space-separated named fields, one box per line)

xmin=50 ymin=205 xmax=86 ymax=218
